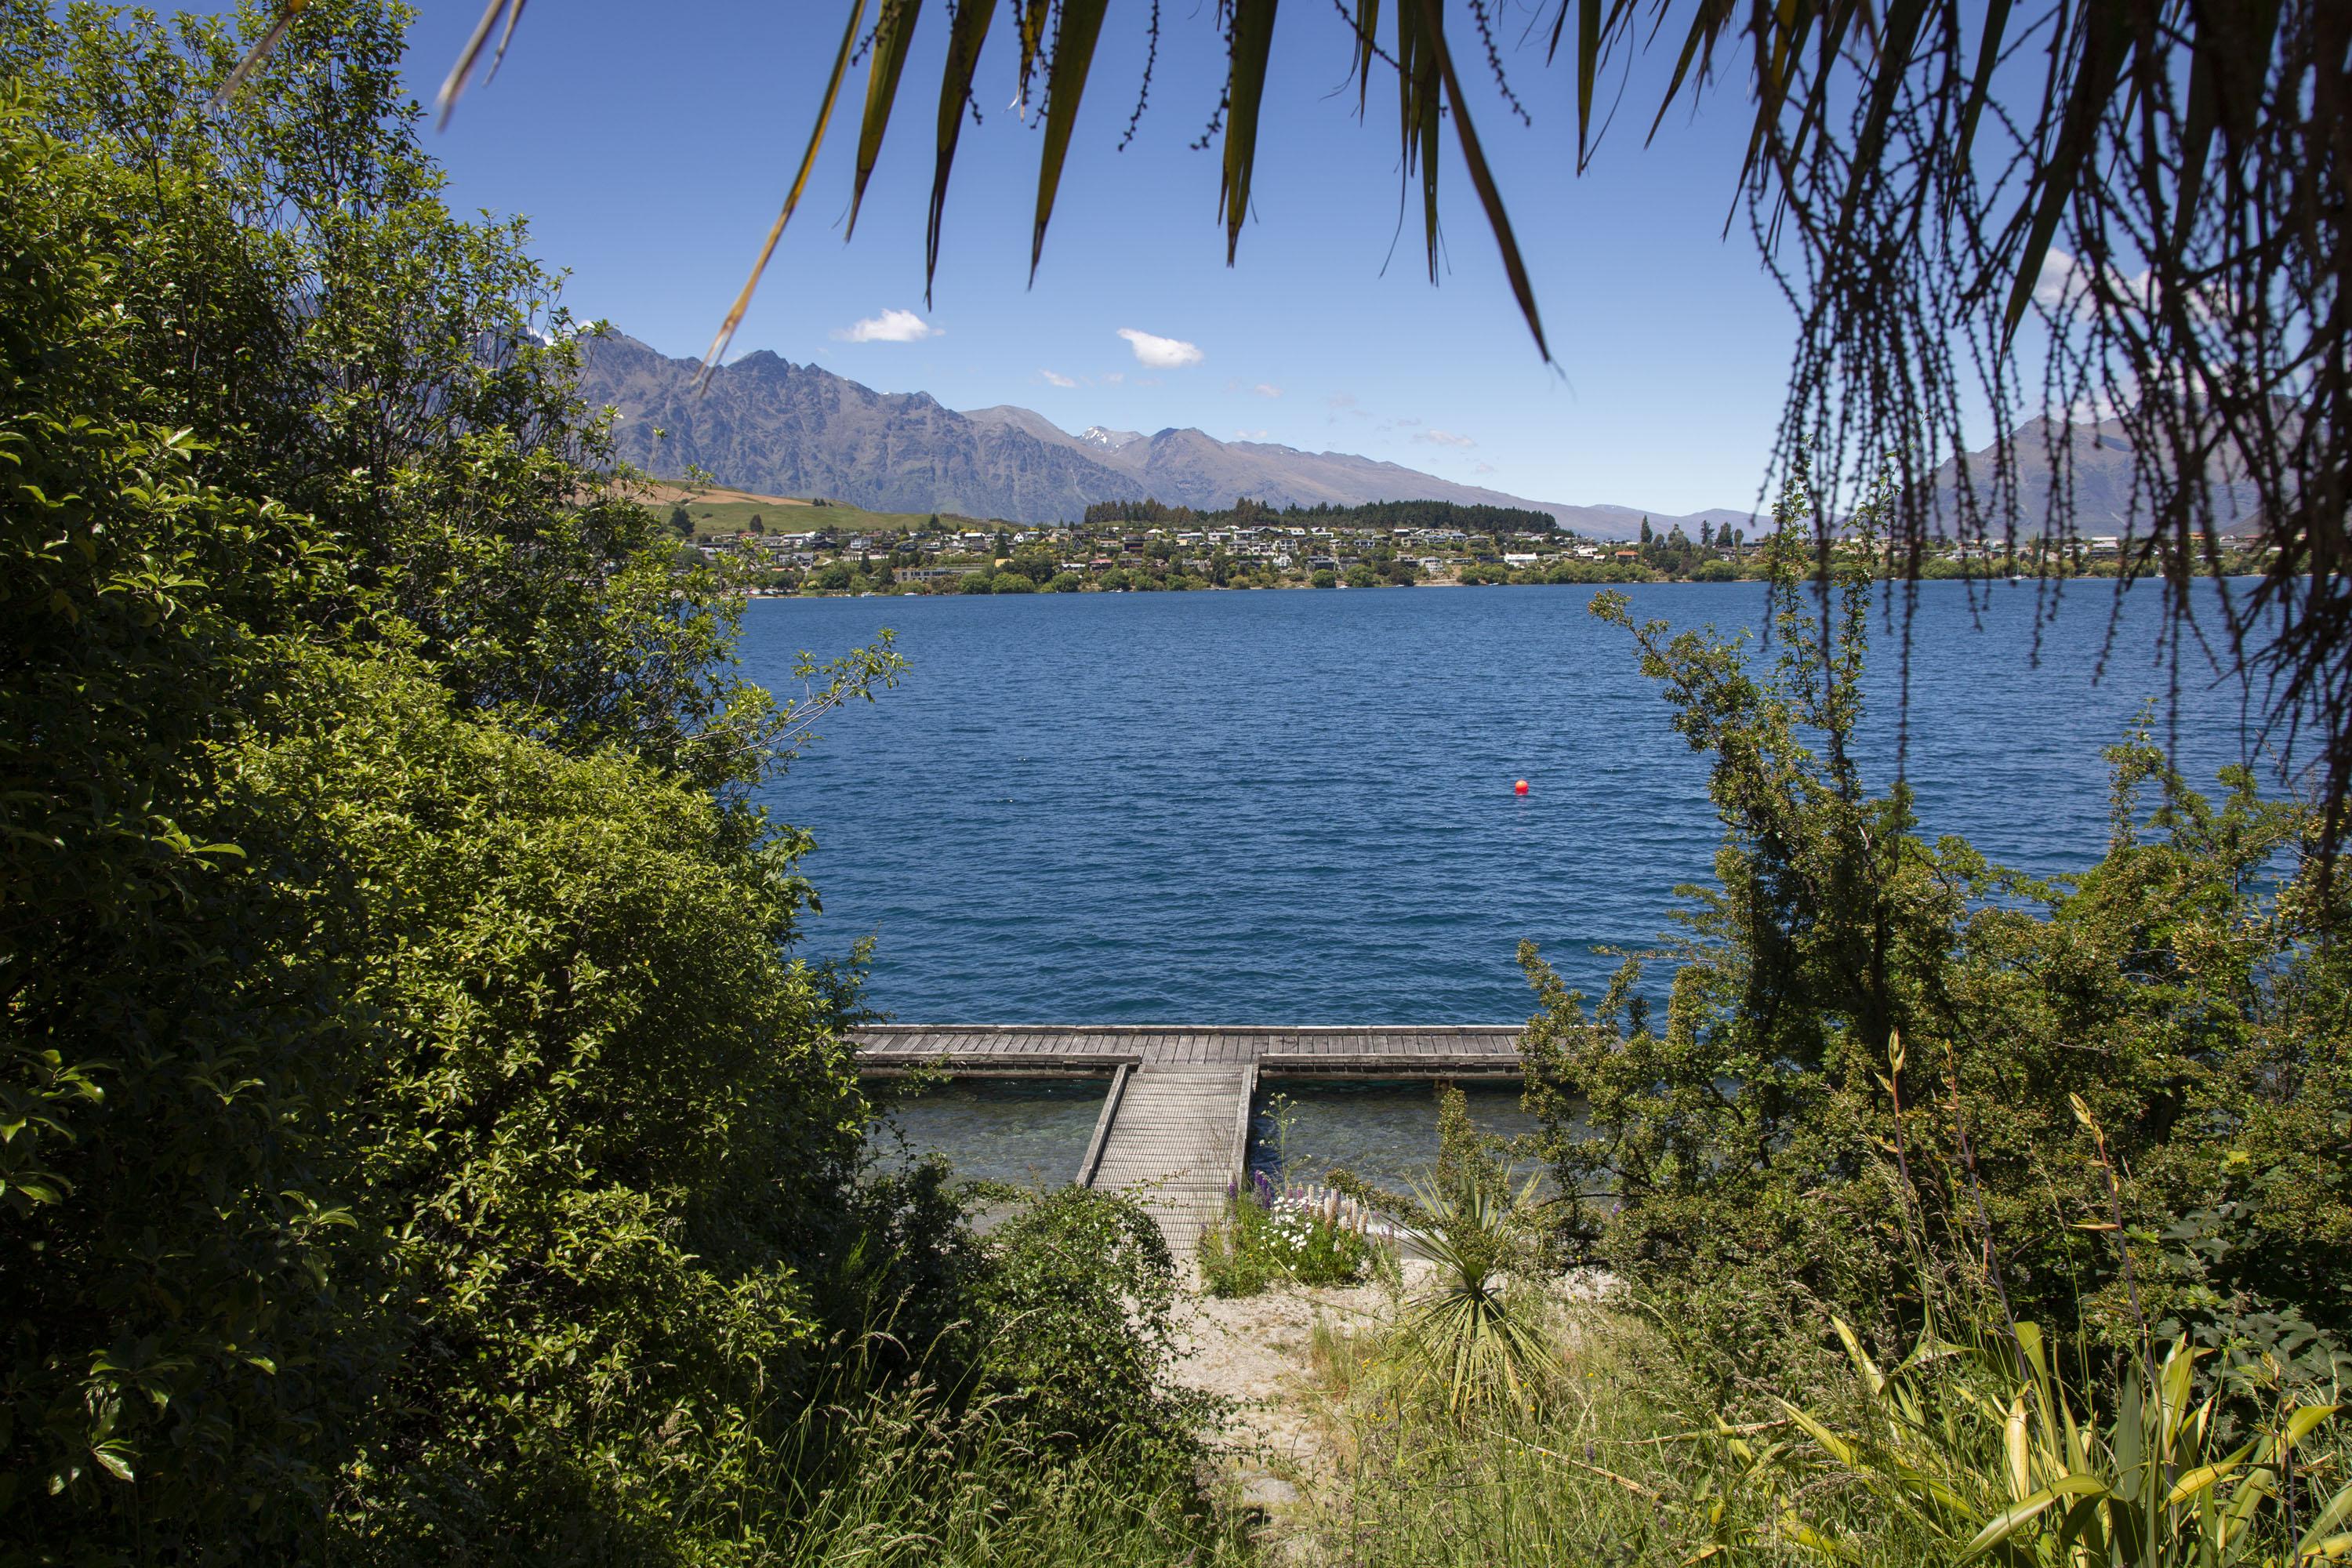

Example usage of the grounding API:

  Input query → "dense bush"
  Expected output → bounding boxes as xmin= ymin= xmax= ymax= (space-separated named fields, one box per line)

xmin=1520 ymin=462 xmax=2351 ymax=1396
xmin=0 ymin=6 xmax=1004 ymax=1559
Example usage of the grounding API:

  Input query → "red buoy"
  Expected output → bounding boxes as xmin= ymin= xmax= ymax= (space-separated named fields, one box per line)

xmin=1514 ymin=779 xmax=1530 ymax=796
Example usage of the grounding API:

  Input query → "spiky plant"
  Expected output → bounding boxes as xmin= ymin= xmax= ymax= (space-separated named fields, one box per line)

xmin=1395 ymin=1167 xmax=1556 ymax=1417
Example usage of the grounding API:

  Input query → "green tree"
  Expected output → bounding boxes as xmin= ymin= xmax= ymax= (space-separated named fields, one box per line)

xmin=0 ymin=9 xmax=922 ymax=1555
xmin=1520 ymin=461 xmax=2349 ymax=1385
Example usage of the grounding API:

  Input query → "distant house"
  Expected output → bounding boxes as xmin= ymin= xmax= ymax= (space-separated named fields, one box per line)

xmin=1503 ymin=553 xmax=1540 ymax=568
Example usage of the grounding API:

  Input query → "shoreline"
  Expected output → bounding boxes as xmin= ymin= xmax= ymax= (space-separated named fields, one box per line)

xmin=744 ymin=570 xmax=2219 ymax=601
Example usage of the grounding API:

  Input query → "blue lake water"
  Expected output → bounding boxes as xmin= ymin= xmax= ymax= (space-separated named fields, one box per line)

xmin=743 ymin=579 xmax=2269 ymax=1025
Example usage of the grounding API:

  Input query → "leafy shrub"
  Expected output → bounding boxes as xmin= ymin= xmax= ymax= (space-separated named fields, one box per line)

xmin=0 ymin=9 xmax=926 ymax=1558
xmin=1740 ymin=1317 xmax=2351 ymax=1568
xmin=1521 ymin=458 xmax=2352 ymax=1394
xmin=970 ymin=1189 xmax=1207 ymax=1453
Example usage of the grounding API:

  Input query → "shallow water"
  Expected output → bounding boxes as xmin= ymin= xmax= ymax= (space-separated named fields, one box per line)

xmin=1247 ymin=1080 xmax=1544 ymax=1193
xmin=869 ymin=1078 xmax=1105 ymax=1189
xmin=875 ymin=1076 xmax=1546 ymax=1196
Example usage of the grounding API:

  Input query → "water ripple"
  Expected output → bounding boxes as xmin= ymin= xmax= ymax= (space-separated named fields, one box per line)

xmin=746 ymin=582 xmax=2264 ymax=1024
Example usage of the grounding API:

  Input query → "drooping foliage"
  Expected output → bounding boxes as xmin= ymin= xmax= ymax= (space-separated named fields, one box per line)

xmin=1520 ymin=459 xmax=2351 ymax=1392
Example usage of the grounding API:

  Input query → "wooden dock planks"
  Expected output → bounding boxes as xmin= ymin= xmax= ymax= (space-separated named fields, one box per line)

xmin=851 ymin=1024 xmax=1524 ymax=1077
xmin=1083 ymin=1063 xmax=1252 ymax=1258
xmin=851 ymin=1025 xmax=1527 ymax=1261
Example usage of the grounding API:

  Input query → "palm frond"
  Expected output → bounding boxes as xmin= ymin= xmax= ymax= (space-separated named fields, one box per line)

xmin=698 ymin=0 xmax=867 ymax=383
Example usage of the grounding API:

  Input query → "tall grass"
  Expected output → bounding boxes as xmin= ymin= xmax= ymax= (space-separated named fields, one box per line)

xmin=765 ymin=1380 xmax=1252 ymax=1566
xmin=1301 ymin=1305 xmax=1827 ymax=1566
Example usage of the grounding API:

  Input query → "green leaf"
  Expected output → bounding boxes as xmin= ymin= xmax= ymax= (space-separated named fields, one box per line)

xmin=925 ymin=0 xmax=996 ymax=306
xmin=702 ymin=0 xmax=868 ymax=377
xmin=1415 ymin=0 xmax=1548 ymax=358
xmin=848 ymin=0 xmax=922 ymax=239
xmin=1219 ymin=0 xmax=1280 ymax=265
xmin=1958 ymin=1475 xmax=2107 ymax=1563
xmin=1029 ymin=0 xmax=1112 ymax=281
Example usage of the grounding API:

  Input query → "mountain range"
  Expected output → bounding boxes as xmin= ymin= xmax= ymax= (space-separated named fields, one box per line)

xmin=574 ymin=333 xmax=2253 ymax=540
xmin=1922 ymin=416 xmax=2263 ymax=538
xmin=575 ymin=333 xmax=1748 ymax=539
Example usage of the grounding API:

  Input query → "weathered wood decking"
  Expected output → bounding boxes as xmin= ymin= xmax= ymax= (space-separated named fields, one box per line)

xmin=855 ymin=1025 xmax=1526 ymax=1255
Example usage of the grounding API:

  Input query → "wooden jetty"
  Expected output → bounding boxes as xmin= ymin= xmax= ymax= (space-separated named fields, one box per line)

xmin=855 ymin=1025 xmax=1525 ymax=1256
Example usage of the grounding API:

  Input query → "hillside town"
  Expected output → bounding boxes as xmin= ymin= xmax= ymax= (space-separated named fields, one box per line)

xmin=679 ymin=499 xmax=2212 ymax=594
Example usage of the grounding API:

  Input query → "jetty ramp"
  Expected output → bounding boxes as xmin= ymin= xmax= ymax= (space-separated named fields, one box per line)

xmin=854 ymin=1025 xmax=1525 ymax=1256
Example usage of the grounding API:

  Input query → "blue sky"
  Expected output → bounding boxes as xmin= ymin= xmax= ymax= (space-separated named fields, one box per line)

xmin=384 ymin=2 xmax=1806 ymax=516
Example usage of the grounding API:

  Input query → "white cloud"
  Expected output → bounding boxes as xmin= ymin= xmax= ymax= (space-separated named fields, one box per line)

xmin=1251 ymin=383 xmax=1282 ymax=398
xmin=1103 ymin=371 xmax=1125 ymax=384
xmin=2032 ymin=249 xmax=2082 ymax=311
xmin=833 ymin=308 xmax=939 ymax=343
xmin=1232 ymin=428 xmax=1271 ymax=441
xmin=1038 ymin=368 xmax=1078 ymax=388
xmin=1327 ymin=391 xmax=1357 ymax=410
xmin=1472 ymin=460 xmax=1498 ymax=474
xmin=1414 ymin=428 xmax=1476 ymax=448
xmin=1118 ymin=327 xmax=1203 ymax=368
xmin=2032 ymin=248 xmax=2159 ymax=319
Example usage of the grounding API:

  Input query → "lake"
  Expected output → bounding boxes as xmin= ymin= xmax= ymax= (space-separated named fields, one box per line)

xmin=747 ymin=576 xmax=2274 ymax=1188
xmin=743 ymin=578 xmax=2268 ymax=1025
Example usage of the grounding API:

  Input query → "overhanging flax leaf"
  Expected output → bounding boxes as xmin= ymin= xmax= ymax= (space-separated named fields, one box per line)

xmin=1831 ymin=0 xmax=1927 ymax=245
xmin=1352 ymin=0 xmax=1381 ymax=118
xmin=927 ymin=0 xmax=996 ymax=307
xmin=1998 ymin=3 xmax=2132 ymax=335
xmin=1014 ymin=0 xmax=1053 ymax=114
xmin=1574 ymin=0 xmax=1599 ymax=162
xmin=1646 ymin=0 xmax=1737 ymax=145
xmin=1415 ymin=0 xmax=1549 ymax=361
xmin=214 ymin=0 xmax=306 ymax=105
xmin=1955 ymin=0 xmax=2013 ymax=165
xmin=1030 ymin=0 xmax=1112 ymax=281
xmin=1220 ymin=0 xmax=1280 ymax=264
xmin=487 ymin=0 xmax=528 ymax=85
xmin=848 ymin=0 xmax=923 ymax=238
xmin=700 ymin=0 xmax=867 ymax=383
xmin=436 ymin=0 xmax=525 ymax=129
xmin=1732 ymin=0 xmax=1828 ymax=213
xmin=1396 ymin=0 xmax=1441 ymax=281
